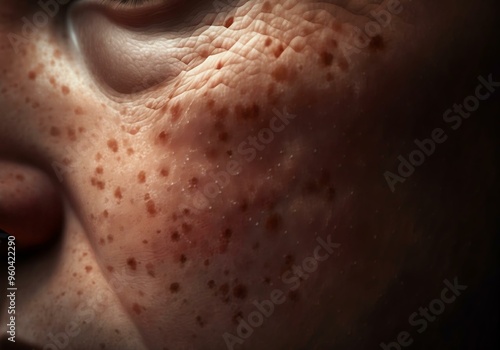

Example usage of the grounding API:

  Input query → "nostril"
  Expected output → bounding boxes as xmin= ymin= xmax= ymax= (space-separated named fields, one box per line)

xmin=68 ymin=6 xmax=183 ymax=94
xmin=0 ymin=162 xmax=63 ymax=252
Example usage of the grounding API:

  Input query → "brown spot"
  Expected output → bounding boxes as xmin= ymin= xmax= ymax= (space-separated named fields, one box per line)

xmin=50 ymin=126 xmax=61 ymax=137
xmin=67 ymin=127 xmax=76 ymax=141
xmin=146 ymin=200 xmax=157 ymax=216
xmin=170 ymin=103 xmax=182 ymax=122
xmin=224 ymin=16 xmax=234 ymax=28
xmin=204 ymin=259 xmax=210 ymax=266
xmin=196 ymin=316 xmax=206 ymax=327
xmin=54 ymin=49 xmax=61 ymax=58
xmin=216 ymin=106 xmax=228 ymax=119
xmin=233 ymin=284 xmax=248 ymax=299
xmin=106 ymin=266 xmax=114 ymax=272
xmin=219 ymin=228 xmax=232 ymax=254
xmin=207 ymin=280 xmax=216 ymax=289
xmin=77 ymin=290 xmax=83 ymax=296
xmin=337 ymin=56 xmax=349 ymax=71
xmin=132 ymin=303 xmax=142 ymax=315
xmin=271 ymin=65 xmax=288 ymax=82
xmin=127 ymin=257 xmax=137 ymax=271
xmin=216 ymin=61 xmax=223 ymax=69
xmin=15 ymin=174 xmax=25 ymax=182
xmin=369 ymin=35 xmax=385 ymax=52
xmin=235 ymin=103 xmax=260 ymax=120
xmin=90 ymin=177 xmax=105 ymax=190
xmin=264 ymin=277 xmax=271 ymax=284
xmin=171 ymin=231 xmax=180 ymax=242
xmin=85 ymin=266 xmax=92 ymax=273
xmin=107 ymin=139 xmax=119 ymax=152
xmin=28 ymin=71 xmax=36 ymax=80
xmin=99 ymin=238 xmax=105 ymax=245
xmin=320 ymin=51 xmax=334 ymax=66
xmin=107 ymin=234 xmax=113 ymax=242
xmin=127 ymin=148 xmax=135 ymax=155
xmin=240 ymin=200 xmax=248 ymax=212
xmin=265 ymin=213 xmax=282 ymax=232
xmin=49 ymin=76 xmax=57 ymax=87
xmin=145 ymin=263 xmax=156 ymax=277
xmin=179 ymin=254 xmax=187 ymax=264
xmin=114 ymin=187 xmax=122 ymax=199
xmin=219 ymin=283 xmax=229 ymax=296
xmin=218 ymin=131 xmax=229 ymax=142
xmin=288 ymin=290 xmax=300 ymax=302
xmin=74 ymin=106 xmax=84 ymax=115
xmin=181 ymin=223 xmax=192 ymax=233
xmin=160 ymin=168 xmax=169 ymax=177
xmin=96 ymin=153 xmax=102 ymax=161
xmin=332 ymin=21 xmax=342 ymax=32
xmin=142 ymin=239 xmax=148 ymax=244
xmin=158 ymin=131 xmax=169 ymax=142
xmin=274 ymin=44 xmax=285 ymax=58
xmin=252 ymin=242 xmax=260 ymax=250
xmin=102 ymin=210 xmax=109 ymax=218
xmin=232 ymin=311 xmax=244 ymax=325
xmin=61 ymin=85 xmax=70 ymax=95
xmin=95 ymin=166 xmax=103 ymax=174
xmin=138 ymin=171 xmax=146 ymax=183
xmin=262 ymin=1 xmax=272 ymax=12
xmin=188 ymin=177 xmax=198 ymax=188
xmin=170 ymin=282 xmax=180 ymax=293
xmin=264 ymin=37 xmax=272 ymax=47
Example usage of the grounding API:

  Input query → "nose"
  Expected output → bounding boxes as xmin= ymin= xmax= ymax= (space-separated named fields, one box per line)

xmin=0 ymin=161 xmax=63 ymax=251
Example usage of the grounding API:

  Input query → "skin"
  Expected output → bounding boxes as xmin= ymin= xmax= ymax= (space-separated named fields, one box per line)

xmin=0 ymin=0 xmax=498 ymax=349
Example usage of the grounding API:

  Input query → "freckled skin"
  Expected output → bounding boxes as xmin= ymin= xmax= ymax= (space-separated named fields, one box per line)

xmin=0 ymin=1 xmax=498 ymax=350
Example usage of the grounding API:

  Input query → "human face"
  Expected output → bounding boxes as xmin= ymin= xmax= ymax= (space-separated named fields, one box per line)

xmin=0 ymin=0 xmax=498 ymax=349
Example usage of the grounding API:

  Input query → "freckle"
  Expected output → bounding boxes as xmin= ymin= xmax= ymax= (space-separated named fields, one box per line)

xmin=102 ymin=210 xmax=109 ymax=218
xmin=72 ymin=272 xmax=77 ymax=277
xmin=49 ymin=76 xmax=57 ymax=87
xmin=96 ymin=153 xmax=102 ymax=161
xmin=99 ymin=238 xmax=105 ymax=245
xmin=114 ymin=187 xmax=122 ymax=199
xmin=66 ymin=127 xmax=76 ymax=141
xmin=96 ymin=166 xmax=103 ymax=174
xmin=91 ymin=177 xmax=105 ymax=190
xmin=264 ymin=277 xmax=271 ymax=284
xmin=107 ymin=234 xmax=113 ymax=242
xmin=138 ymin=171 xmax=146 ymax=183
xmin=127 ymin=257 xmax=137 ymax=270
xmin=264 ymin=37 xmax=272 ymax=47
xmin=107 ymin=266 xmax=114 ymax=272
xmin=271 ymin=65 xmax=288 ymax=82
xmin=74 ymin=106 xmax=84 ymax=115
xmin=224 ymin=269 xmax=229 ymax=276
xmin=320 ymin=51 xmax=334 ymax=66
xmin=252 ymin=242 xmax=260 ymax=250
xmin=207 ymin=280 xmax=215 ymax=289
xmin=207 ymin=99 xmax=215 ymax=110
xmin=61 ymin=85 xmax=70 ymax=95
xmin=107 ymin=139 xmax=119 ymax=152
xmin=204 ymin=259 xmax=210 ymax=266
xmin=85 ymin=266 xmax=92 ymax=273
xmin=78 ymin=127 xmax=86 ymax=133
xmin=146 ymin=263 xmax=156 ymax=277
xmin=265 ymin=213 xmax=282 ymax=232
xmin=54 ymin=49 xmax=61 ymax=58
xmin=171 ymin=231 xmax=180 ymax=242
xmin=28 ymin=71 xmax=37 ymax=80
xmin=15 ymin=174 xmax=24 ymax=182
xmin=132 ymin=303 xmax=142 ymax=315
xmin=224 ymin=16 xmax=234 ymax=28
xmin=170 ymin=282 xmax=180 ymax=293
xmin=183 ymin=208 xmax=191 ymax=216
xmin=181 ymin=223 xmax=192 ymax=233
xmin=127 ymin=148 xmax=134 ymax=155
xmin=146 ymin=200 xmax=157 ymax=216
xmin=77 ymin=290 xmax=83 ymax=296
xmin=188 ymin=177 xmax=198 ymax=188
xmin=338 ymin=56 xmax=349 ymax=71
xmin=369 ymin=35 xmax=385 ymax=52
xmin=216 ymin=61 xmax=223 ymax=69
xmin=219 ymin=283 xmax=229 ymax=296
xmin=170 ymin=103 xmax=182 ymax=123
xmin=100 ymin=343 xmax=105 ymax=349
xmin=50 ymin=126 xmax=60 ymax=137
xmin=115 ymin=329 xmax=120 ymax=334
xmin=196 ymin=316 xmax=206 ymax=327
xmin=235 ymin=103 xmax=260 ymax=120
xmin=216 ymin=107 xmax=228 ymax=119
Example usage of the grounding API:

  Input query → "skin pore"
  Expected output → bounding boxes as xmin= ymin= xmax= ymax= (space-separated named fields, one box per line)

xmin=0 ymin=0 xmax=498 ymax=349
